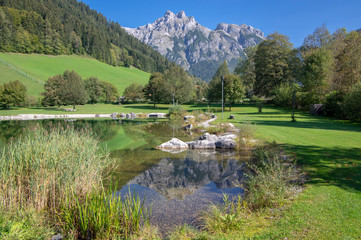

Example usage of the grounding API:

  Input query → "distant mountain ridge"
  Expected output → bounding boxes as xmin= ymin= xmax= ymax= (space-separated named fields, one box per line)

xmin=124 ymin=10 xmax=265 ymax=81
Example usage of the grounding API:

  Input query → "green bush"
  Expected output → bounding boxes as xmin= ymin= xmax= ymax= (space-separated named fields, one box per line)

xmin=272 ymin=85 xmax=292 ymax=107
xmin=342 ymin=83 xmax=361 ymax=122
xmin=324 ymin=90 xmax=344 ymax=118
xmin=168 ymin=103 xmax=185 ymax=117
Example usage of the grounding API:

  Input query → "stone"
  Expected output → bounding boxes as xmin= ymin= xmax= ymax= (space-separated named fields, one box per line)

xmin=215 ymin=138 xmax=237 ymax=149
xmin=184 ymin=124 xmax=193 ymax=130
xmin=111 ymin=112 xmax=118 ymax=119
xmin=156 ymin=138 xmax=189 ymax=149
xmin=215 ymin=134 xmax=238 ymax=149
xmin=199 ymin=133 xmax=218 ymax=142
xmin=187 ymin=140 xmax=216 ymax=149
xmin=51 ymin=234 xmax=63 ymax=240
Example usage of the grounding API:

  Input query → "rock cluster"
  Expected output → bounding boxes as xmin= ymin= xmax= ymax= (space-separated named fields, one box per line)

xmin=156 ymin=133 xmax=238 ymax=150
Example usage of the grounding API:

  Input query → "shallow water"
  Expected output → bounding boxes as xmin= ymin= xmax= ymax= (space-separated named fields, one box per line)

xmin=0 ymin=119 xmax=247 ymax=231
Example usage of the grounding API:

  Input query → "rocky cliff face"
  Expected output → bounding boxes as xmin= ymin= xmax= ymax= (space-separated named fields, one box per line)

xmin=124 ymin=11 xmax=265 ymax=81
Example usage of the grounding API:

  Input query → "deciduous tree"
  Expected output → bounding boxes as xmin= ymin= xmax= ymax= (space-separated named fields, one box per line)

xmin=0 ymin=80 xmax=27 ymax=109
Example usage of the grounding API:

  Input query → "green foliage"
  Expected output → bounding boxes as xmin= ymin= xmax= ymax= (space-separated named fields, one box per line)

xmin=145 ymin=72 xmax=167 ymax=107
xmin=0 ymin=0 xmax=170 ymax=73
xmin=59 ymin=188 xmax=150 ymax=239
xmin=123 ymin=82 xmax=145 ymax=101
xmin=0 ymin=207 xmax=55 ymax=239
xmin=342 ymin=83 xmax=361 ymax=121
xmin=62 ymin=70 xmax=89 ymax=109
xmin=223 ymin=74 xmax=245 ymax=111
xmin=235 ymin=47 xmax=257 ymax=95
xmin=272 ymin=84 xmax=293 ymax=107
xmin=0 ymin=80 xmax=26 ymax=109
xmin=85 ymin=77 xmax=103 ymax=104
xmin=41 ymin=70 xmax=88 ymax=109
xmin=333 ymin=31 xmax=361 ymax=93
xmin=207 ymin=61 xmax=230 ymax=102
xmin=324 ymin=90 xmax=344 ymax=117
xmin=101 ymin=81 xmax=119 ymax=103
xmin=163 ymin=64 xmax=195 ymax=104
xmin=254 ymin=33 xmax=295 ymax=97
xmin=168 ymin=103 xmax=184 ymax=117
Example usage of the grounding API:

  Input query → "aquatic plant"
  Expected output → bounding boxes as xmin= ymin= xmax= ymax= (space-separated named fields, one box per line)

xmin=59 ymin=187 xmax=151 ymax=239
xmin=0 ymin=127 xmax=109 ymax=214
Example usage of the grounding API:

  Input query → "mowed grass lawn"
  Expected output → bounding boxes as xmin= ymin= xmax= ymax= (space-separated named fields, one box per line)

xmin=1 ymin=103 xmax=360 ymax=239
xmin=208 ymin=104 xmax=361 ymax=239
xmin=0 ymin=53 xmax=150 ymax=97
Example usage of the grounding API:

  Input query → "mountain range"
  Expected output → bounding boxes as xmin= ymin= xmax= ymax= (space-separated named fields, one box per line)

xmin=124 ymin=10 xmax=265 ymax=81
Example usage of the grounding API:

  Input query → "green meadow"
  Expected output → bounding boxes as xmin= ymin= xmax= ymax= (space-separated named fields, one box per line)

xmin=0 ymin=53 xmax=150 ymax=97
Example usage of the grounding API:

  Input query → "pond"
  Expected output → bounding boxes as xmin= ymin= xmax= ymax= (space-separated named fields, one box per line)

xmin=0 ymin=119 xmax=248 ymax=232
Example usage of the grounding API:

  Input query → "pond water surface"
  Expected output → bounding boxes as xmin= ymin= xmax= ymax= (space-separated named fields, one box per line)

xmin=0 ymin=119 xmax=248 ymax=232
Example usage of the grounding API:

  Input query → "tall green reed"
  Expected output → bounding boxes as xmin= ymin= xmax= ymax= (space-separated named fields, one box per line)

xmin=59 ymin=187 xmax=151 ymax=239
xmin=0 ymin=126 xmax=109 ymax=215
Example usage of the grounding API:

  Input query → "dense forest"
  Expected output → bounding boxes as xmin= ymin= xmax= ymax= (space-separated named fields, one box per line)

xmin=0 ymin=0 xmax=170 ymax=73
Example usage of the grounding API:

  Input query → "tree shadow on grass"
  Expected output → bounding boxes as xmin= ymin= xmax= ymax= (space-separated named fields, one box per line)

xmin=249 ymin=118 xmax=361 ymax=132
xmin=282 ymin=144 xmax=361 ymax=194
xmin=122 ymin=105 xmax=169 ymax=111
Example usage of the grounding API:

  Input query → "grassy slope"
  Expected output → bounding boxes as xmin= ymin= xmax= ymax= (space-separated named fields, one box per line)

xmin=0 ymin=53 xmax=150 ymax=97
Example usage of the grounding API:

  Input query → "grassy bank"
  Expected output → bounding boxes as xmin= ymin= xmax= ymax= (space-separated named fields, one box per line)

xmin=206 ymin=105 xmax=361 ymax=239
xmin=0 ymin=53 xmax=150 ymax=97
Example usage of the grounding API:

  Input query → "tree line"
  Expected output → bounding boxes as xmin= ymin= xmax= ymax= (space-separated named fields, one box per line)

xmin=234 ymin=26 xmax=361 ymax=121
xmin=0 ymin=0 xmax=170 ymax=73
xmin=0 ymin=71 xmax=119 ymax=109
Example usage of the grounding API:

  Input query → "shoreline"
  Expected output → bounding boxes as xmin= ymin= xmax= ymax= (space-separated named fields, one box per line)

xmin=0 ymin=113 xmax=167 ymax=121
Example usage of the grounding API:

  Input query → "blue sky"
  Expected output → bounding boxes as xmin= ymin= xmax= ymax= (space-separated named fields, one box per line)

xmin=81 ymin=0 xmax=361 ymax=47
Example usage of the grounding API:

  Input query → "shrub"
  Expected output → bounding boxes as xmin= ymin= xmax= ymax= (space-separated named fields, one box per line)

xmin=324 ymin=90 xmax=344 ymax=118
xmin=272 ymin=84 xmax=292 ymax=107
xmin=342 ymin=83 xmax=361 ymax=122
xmin=168 ymin=103 xmax=185 ymax=117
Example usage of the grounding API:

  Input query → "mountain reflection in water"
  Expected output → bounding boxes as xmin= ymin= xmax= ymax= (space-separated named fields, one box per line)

xmin=118 ymin=150 xmax=245 ymax=232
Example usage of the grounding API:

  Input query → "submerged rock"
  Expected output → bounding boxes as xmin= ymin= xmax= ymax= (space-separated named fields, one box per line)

xmin=156 ymin=138 xmax=189 ymax=149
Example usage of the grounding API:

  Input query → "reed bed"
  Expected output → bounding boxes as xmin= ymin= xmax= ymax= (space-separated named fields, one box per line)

xmin=0 ymin=127 xmax=108 ymax=214
xmin=60 ymin=188 xmax=151 ymax=239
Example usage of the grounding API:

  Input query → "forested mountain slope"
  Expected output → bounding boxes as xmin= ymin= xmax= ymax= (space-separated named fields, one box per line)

xmin=0 ymin=0 xmax=169 ymax=73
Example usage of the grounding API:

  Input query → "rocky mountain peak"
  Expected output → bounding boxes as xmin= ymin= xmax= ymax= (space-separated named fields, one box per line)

xmin=124 ymin=11 xmax=265 ymax=81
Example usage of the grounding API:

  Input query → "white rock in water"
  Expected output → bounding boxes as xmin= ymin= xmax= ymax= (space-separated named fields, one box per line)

xmin=187 ymin=140 xmax=216 ymax=149
xmin=156 ymin=138 xmax=189 ymax=149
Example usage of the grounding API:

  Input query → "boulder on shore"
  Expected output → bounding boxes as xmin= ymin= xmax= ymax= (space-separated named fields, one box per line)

xmin=156 ymin=138 xmax=189 ymax=149
xmin=187 ymin=140 xmax=216 ymax=149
